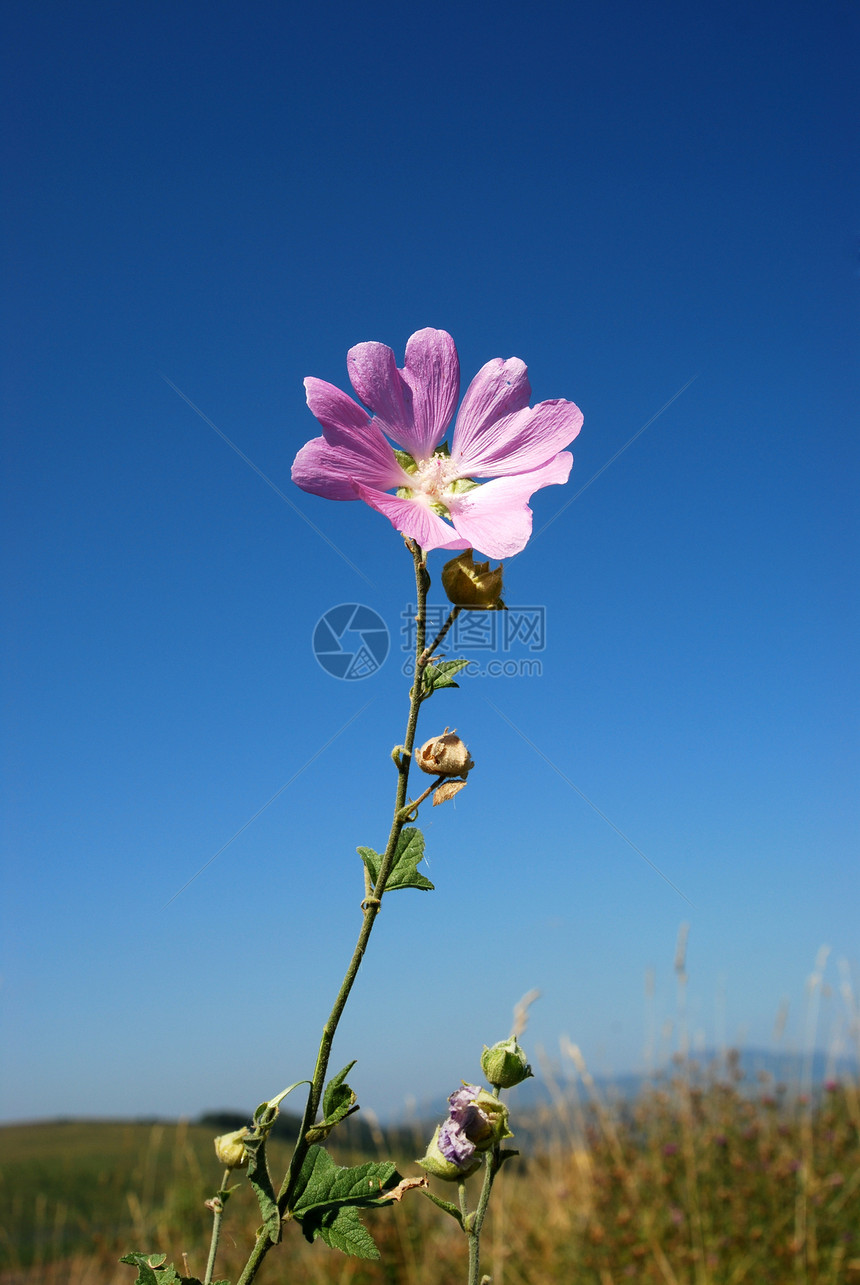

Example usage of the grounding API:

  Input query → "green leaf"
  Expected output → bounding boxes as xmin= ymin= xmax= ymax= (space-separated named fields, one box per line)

xmin=413 ymin=656 xmax=470 ymax=700
xmin=421 ymin=1189 xmax=465 ymax=1227
xmin=423 ymin=657 xmax=470 ymax=695
xmin=306 ymin=1062 xmax=359 ymax=1143
xmin=358 ymin=828 xmax=433 ymax=894
xmin=292 ymin=1145 xmax=400 ymax=1211
xmin=308 ymin=1204 xmax=380 ymax=1259
xmin=323 ymin=1060 xmax=357 ymax=1120
xmin=118 ymin=1253 xmax=210 ymax=1285
xmin=290 ymin=1145 xmax=401 ymax=1257
xmin=357 ymin=846 xmax=381 ymax=882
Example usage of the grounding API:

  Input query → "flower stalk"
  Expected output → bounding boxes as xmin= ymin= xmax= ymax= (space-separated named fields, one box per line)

xmin=202 ymin=1170 xmax=231 ymax=1285
xmin=236 ymin=538 xmax=440 ymax=1285
xmin=122 ymin=327 xmax=580 ymax=1285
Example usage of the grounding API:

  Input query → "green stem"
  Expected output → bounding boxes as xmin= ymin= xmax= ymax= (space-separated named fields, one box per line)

xmin=420 ymin=605 xmax=462 ymax=668
xmin=465 ymin=1155 xmax=498 ymax=1285
xmin=203 ymin=1170 xmax=231 ymax=1285
xmin=465 ymin=1089 xmax=504 ymax=1285
xmin=398 ymin=775 xmax=453 ymax=819
xmin=235 ymin=541 xmax=433 ymax=1285
xmin=458 ymin=1176 xmax=470 ymax=1226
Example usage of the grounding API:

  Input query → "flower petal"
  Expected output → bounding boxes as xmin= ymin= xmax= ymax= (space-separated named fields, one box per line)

xmin=447 ymin=453 xmax=573 ymax=558
xmin=304 ymin=377 xmax=410 ymax=490
xmin=346 ymin=340 xmax=417 ymax=451
xmin=347 ymin=330 xmax=459 ymax=460
xmin=292 ymin=436 xmax=361 ymax=500
xmin=452 ymin=398 xmax=583 ymax=478
xmin=353 ymin=483 xmax=471 ymax=553
xmin=399 ymin=328 xmax=460 ymax=459
xmin=438 ymin=1119 xmax=476 ymax=1167
xmin=452 ymin=357 xmax=532 ymax=454
xmin=304 ymin=376 xmax=372 ymax=435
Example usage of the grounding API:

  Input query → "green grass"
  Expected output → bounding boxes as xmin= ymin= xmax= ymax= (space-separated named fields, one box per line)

xmin=1 ymin=1062 xmax=859 ymax=1284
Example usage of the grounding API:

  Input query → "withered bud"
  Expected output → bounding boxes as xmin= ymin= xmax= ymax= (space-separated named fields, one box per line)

xmin=213 ymin=1127 xmax=250 ymax=1169
xmin=433 ymin=779 xmax=468 ymax=806
xmin=417 ymin=729 xmax=474 ymax=777
xmin=441 ymin=550 xmax=505 ymax=609
xmin=417 ymin=1124 xmax=481 ymax=1181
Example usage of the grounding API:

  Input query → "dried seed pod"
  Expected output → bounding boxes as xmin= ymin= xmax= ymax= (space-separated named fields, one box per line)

xmin=417 ymin=729 xmax=474 ymax=777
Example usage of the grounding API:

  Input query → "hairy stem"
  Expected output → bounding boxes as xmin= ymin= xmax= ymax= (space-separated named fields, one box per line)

xmin=236 ymin=541 xmax=433 ymax=1285
xmin=421 ymin=604 xmax=462 ymax=667
xmin=465 ymin=1090 xmax=505 ymax=1285
xmin=203 ymin=1170 xmax=231 ymax=1285
xmin=465 ymin=1155 xmax=498 ymax=1285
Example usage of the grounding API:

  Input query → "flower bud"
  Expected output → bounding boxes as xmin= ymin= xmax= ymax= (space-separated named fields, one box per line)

xmin=481 ymin=1037 xmax=534 ymax=1089
xmin=463 ymin=1088 xmax=514 ymax=1150
xmin=417 ymin=1124 xmax=481 ymax=1181
xmin=441 ymin=550 xmax=505 ymax=609
xmin=213 ymin=1127 xmax=250 ymax=1169
xmin=417 ymin=729 xmax=474 ymax=777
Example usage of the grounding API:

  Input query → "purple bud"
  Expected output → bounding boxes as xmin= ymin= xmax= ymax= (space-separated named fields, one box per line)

xmin=437 ymin=1119 xmax=477 ymax=1167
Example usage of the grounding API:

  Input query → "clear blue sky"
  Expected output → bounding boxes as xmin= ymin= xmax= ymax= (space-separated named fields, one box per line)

xmin=2 ymin=0 xmax=858 ymax=1123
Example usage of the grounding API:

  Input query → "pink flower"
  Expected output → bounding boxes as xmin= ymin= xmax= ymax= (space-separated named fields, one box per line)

xmin=292 ymin=328 xmax=583 ymax=558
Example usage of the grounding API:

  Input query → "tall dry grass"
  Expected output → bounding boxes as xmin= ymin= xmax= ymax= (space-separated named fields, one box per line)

xmin=2 ymin=1053 xmax=859 ymax=1285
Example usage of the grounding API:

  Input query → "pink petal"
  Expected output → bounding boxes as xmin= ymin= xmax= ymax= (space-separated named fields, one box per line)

xmin=347 ymin=331 xmax=459 ymax=461
xmin=452 ymin=398 xmax=583 ymax=479
xmin=446 ymin=453 xmax=573 ymax=558
xmin=304 ymin=376 xmax=373 ymax=435
xmin=353 ymin=483 xmax=471 ymax=553
xmin=399 ymin=329 xmax=460 ymax=460
xmin=346 ymin=341 xmax=417 ymax=453
xmin=305 ymin=377 xmax=410 ymax=489
xmin=292 ymin=425 xmax=411 ymax=501
xmin=292 ymin=436 xmax=361 ymax=500
xmin=452 ymin=357 xmax=532 ymax=454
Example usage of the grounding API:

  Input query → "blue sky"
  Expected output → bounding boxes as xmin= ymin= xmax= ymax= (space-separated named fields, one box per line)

xmin=2 ymin=0 xmax=858 ymax=1124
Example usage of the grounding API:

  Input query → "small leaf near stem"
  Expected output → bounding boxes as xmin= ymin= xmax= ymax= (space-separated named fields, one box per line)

xmin=421 ymin=1187 xmax=465 ymax=1228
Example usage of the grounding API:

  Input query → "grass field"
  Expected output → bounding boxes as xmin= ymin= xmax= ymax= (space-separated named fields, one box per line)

xmin=2 ymin=1056 xmax=859 ymax=1285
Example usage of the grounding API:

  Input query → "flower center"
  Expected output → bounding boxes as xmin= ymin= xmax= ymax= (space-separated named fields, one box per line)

xmin=394 ymin=450 xmax=480 ymax=515
xmin=411 ymin=454 xmax=457 ymax=502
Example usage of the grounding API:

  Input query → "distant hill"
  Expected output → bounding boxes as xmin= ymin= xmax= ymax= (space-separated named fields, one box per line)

xmin=394 ymin=1046 xmax=859 ymax=1125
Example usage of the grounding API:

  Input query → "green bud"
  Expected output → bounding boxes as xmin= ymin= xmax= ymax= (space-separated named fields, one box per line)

xmin=213 ymin=1127 xmax=250 ymax=1169
xmin=481 ymin=1037 xmax=534 ymax=1089
xmin=441 ymin=550 xmax=505 ymax=609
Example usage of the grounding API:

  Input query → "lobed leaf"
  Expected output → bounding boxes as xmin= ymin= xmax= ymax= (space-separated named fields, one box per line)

xmin=422 ymin=657 xmax=470 ymax=695
xmin=305 ymin=1204 xmax=380 ymax=1259
xmin=358 ymin=828 xmax=433 ymax=893
xmin=290 ymin=1145 xmax=402 ymax=1256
